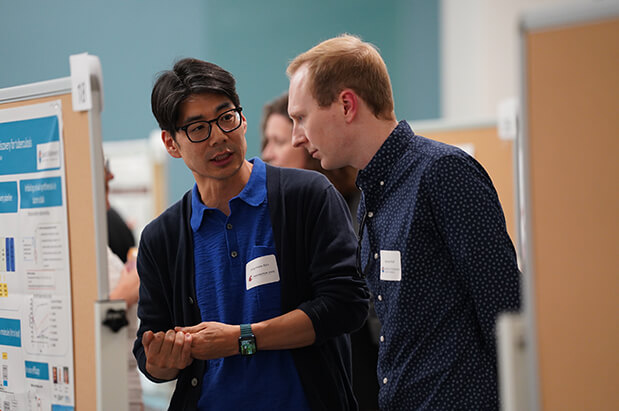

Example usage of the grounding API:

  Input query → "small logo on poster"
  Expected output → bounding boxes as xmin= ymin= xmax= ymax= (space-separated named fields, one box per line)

xmin=37 ymin=142 xmax=60 ymax=170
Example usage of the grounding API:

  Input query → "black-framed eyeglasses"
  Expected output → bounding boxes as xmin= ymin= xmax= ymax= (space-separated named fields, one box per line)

xmin=176 ymin=107 xmax=243 ymax=143
xmin=355 ymin=211 xmax=371 ymax=278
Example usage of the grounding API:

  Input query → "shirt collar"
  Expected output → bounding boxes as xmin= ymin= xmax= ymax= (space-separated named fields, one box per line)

xmin=190 ymin=157 xmax=267 ymax=232
xmin=356 ymin=120 xmax=414 ymax=191
xmin=238 ymin=157 xmax=267 ymax=207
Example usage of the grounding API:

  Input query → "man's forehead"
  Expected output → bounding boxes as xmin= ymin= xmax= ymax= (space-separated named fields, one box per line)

xmin=183 ymin=92 xmax=232 ymax=107
xmin=290 ymin=66 xmax=310 ymax=90
xmin=179 ymin=93 xmax=233 ymax=118
xmin=289 ymin=69 xmax=312 ymax=109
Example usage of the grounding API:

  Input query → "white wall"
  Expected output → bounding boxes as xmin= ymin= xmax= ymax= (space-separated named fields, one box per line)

xmin=440 ymin=0 xmax=606 ymax=121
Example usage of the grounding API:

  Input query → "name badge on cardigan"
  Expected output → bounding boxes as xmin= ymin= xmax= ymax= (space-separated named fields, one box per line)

xmin=246 ymin=254 xmax=280 ymax=290
xmin=380 ymin=250 xmax=402 ymax=281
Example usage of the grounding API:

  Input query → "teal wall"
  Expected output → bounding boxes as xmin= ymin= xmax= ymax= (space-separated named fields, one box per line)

xmin=0 ymin=0 xmax=440 ymax=205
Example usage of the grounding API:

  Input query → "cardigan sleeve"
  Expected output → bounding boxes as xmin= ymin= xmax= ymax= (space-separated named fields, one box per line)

xmin=270 ymin=167 xmax=369 ymax=345
xmin=132 ymin=217 xmax=177 ymax=383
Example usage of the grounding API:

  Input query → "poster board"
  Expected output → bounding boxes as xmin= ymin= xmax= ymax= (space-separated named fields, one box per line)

xmin=0 ymin=55 xmax=127 ymax=410
xmin=0 ymin=80 xmax=99 ymax=411
xmin=518 ymin=4 xmax=619 ymax=410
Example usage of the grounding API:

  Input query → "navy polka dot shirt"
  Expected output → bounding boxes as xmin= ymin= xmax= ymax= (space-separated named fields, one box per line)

xmin=356 ymin=121 xmax=521 ymax=410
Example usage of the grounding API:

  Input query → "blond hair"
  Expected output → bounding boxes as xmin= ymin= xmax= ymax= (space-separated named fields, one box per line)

xmin=287 ymin=34 xmax=395 ymax=120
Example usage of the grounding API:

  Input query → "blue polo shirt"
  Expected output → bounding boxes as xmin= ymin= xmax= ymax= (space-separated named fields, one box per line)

xmin=190 ymin=158 xmax=310 ymax=410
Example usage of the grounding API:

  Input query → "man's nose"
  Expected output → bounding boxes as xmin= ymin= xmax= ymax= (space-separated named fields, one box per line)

xmin=208 ymin=124 xmax=228 ymax=146
xmin=291 ymin=128 xmax=307 ymax=148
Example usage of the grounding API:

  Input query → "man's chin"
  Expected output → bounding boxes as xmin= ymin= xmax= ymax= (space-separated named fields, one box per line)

xmin=319 ymin=157 xmax=337 ymax=171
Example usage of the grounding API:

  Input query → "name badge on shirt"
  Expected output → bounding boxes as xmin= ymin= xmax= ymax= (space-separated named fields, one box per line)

xmin=380 ymin=250 xmax=402 ymax=281
xmin=246 ymin=254 xmax=280 ymax=290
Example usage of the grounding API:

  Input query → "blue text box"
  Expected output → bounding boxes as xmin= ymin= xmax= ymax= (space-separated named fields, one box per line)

xmin=25 ymin=360 xmax=50 ymax=380
xmin=0 ymin=116 xmax=60 ymax=176
xmin=0 ymin=182 xmax=18 ymax=213
xmin=20 ymin=176 xmax=63 ymax=208
xmin=0 ymin=318 xmax=21 ymax=347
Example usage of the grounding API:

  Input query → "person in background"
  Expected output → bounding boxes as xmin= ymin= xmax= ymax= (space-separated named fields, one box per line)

xmin=261 ymin=92 xmax=380 ymax=410
xmin=287 ymin=34 xmax=521 ymax=410
xmin=105 ymin=156 xmax=144 ymax=411
xmin=262 ymin=92 xmax=361 ymax=227
xmin=105 ymin=157 xmax=136 ymax=263
xmin=133 ymin=58 xmax=368 ymax=410
xmin=107 ymin=247 xmax=143 ymax=410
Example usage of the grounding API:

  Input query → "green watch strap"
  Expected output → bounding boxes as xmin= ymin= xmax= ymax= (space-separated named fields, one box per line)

xmin=240 ymin=323 xmax=253 ymax=338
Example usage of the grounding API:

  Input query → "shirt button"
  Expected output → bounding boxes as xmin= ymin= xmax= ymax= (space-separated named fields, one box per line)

xmin=380 ymin=335 xmax=385 ymax=342
xmin=383 ymin=377 xmax=388 ymax=384
xmin=367 ymin=211 xmax=374 ymax=218
xmin=231 ymin=251 xmax=238 ymax=258
xmin=188 ymin=296 xmax=194 ymax=305
xmin=377 ymin=295 xmax=383 ymax=301
xmin=380 ymin=181 xmax=385 ymax=186
xmin=191 ymin=377 xmax=198 ymax=387
xmin=374 ymin=253 xmax=379 ymax=259
xmin=226 ymin=223 xmax=233 ymax=230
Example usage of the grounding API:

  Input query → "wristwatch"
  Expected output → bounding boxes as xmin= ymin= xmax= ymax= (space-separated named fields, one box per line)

xmin=238 ymin=324 xmax=257 ymax=356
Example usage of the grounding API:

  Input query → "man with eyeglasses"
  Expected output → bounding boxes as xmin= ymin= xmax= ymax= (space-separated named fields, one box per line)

xmin=133 ymin=58 xmax=369 ymax=410
xmin=287 ymin=35 xmax=521 ymax=410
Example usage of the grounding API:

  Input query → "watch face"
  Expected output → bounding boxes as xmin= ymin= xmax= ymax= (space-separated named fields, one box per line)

xmin=239 ymin=337 xmax=256 ymax=356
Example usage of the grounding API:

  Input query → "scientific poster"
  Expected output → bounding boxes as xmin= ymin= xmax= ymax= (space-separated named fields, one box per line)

xmin=0 ymin=101 xmax=75 ymax=411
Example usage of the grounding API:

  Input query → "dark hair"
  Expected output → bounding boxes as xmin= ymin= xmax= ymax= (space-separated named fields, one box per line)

xmin=151 ymin=58 xmax=240 ymax=137
xmin=260 ymin=92 xmax=290 ymax=151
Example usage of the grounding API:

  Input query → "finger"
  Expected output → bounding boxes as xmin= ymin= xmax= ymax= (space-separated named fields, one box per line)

xmin=142 ymin=331 xmax=155 ymax=354
xmin=163 ymin=329 xmax=177 ymax=353
xmin=175 ymin=323 xmax=206 ymax=334
xmin=174 ymin=324 xmax=197 ymax=333
xmin=143 ymin=331 xmax=168 ymax=365
xmin=181 ymin=332 xmax=193 ymax=365
xmin=142 ymin=331 xmax=153 ymax=347
xmin=170 ymin=331 xmax=186 ymax=357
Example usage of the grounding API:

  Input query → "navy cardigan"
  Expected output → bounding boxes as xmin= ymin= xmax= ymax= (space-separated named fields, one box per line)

xmin=133 ymin=165 xmax=369 ymax=410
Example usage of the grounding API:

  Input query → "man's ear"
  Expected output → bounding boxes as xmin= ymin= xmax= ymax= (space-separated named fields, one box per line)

xmin=162 ymin=130 xmax=182 ymax=159
xmin=240 ymin=112 xmax=248 ymax=134
xmin=339 ymin=89 xmax=358 ymax=123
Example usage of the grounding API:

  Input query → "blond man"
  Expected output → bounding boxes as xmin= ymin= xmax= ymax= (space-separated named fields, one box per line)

xmin=287 ymin=34 xmax=521 ymax=410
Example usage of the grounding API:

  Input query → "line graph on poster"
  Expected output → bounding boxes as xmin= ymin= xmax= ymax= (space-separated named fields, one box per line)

xmin=23 ymin=294 xmax=69 ymax=356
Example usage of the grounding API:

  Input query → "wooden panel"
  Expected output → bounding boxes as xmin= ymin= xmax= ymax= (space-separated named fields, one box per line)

xmin=419 ymin=126 xmax=516 ymax=244
xmin=526 ymin=17 xmax=619 ymax=410
xmin=2 ymin=94 xmax=97 ymax=409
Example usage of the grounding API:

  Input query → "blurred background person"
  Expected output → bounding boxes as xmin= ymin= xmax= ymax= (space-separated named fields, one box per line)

xmin=262 ymin=93 xmax=361 ymax=228
xmin=105 ymin=157 xmax=136 ymax=263
xmin=105 ymin=155 xmax=144 ymax=411
xmin=261 ymin=92 xmax=309 ymax=170
xmin=262 ymin=92 xmax=380 ymax=410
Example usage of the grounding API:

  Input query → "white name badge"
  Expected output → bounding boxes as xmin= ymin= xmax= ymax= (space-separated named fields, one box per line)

xmin=380 ymin=250 xmax=402 ymax=281
xmin=246 ymin=254 xmax=280 ymax=290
